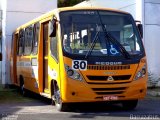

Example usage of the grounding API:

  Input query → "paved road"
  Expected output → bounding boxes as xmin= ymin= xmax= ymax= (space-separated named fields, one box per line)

xmin=0 ymin=95 xmax=160 ymax=120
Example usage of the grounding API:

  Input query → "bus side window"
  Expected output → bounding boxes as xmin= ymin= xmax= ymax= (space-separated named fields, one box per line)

xmin=49 ymin=20 xmax=58 ymax=61
xmin=24 ymin=25 xmax=33 ymax=55
xmin=18 ymin=29 xmax=25 ymax=55
xmin=32 ymin=22 xmax=40 ymax=55
xmin=50 ymin=37 xmax=58 ymax=61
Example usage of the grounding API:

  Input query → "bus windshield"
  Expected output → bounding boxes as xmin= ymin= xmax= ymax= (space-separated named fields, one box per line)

xmin=60 ymin=10 xmax=144 ymax=57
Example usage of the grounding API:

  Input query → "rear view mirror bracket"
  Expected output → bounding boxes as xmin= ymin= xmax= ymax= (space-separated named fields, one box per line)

xmin=49 ymin=17 xmax=57 ymax=37
xmin=135 ymin=21 xmax=143 ymax=38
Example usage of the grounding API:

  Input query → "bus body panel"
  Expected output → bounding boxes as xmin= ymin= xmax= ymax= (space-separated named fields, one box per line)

xmin=60 ymin=56 xmax=147 ymax=102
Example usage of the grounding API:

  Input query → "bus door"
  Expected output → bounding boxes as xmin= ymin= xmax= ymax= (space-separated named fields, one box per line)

xmin=11 ymin=33 xmax=18 ymax=84
xmin=42 ymin=22 xmax=49 ymax=92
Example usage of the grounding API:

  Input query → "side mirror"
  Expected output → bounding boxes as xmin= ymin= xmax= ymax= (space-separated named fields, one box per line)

xmin=135 ymin=21 xmax=143 ymax=38
xmin=137 ymin=24 xmax=143 ymax=38
xmin=0 ymin=53 xmax=2 ymax=61
xmin=49 ymin=18 xmax=57 ymax=37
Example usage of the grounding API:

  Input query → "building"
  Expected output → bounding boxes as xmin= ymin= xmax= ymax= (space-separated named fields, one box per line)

xmin=0 ymin=0 xmax=57 ymax=85
xmin=0 ymin=1 xmax=2 ymax=84
xmin=76 ymin=0 xmax=160 ymax=87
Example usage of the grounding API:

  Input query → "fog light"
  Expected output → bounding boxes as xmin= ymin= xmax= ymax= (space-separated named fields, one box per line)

xmin=140 ymin=89 xmax=143 ymax=93
xmin=72 ymin=92 xmax=76 ymax=96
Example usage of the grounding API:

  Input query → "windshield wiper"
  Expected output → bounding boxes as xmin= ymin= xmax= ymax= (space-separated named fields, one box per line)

xmin=85 ymin=30 xmax=99 ymax=59
xmin=97 ymin=11 xmax=131 ymax=59
xmin=105 ymin=32 xmax=131 ymax=59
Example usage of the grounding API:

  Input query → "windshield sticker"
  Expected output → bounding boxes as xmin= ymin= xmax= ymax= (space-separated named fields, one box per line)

xmin=110 ymin=45 xmax=119 ymax=55
xmin=72 ymin=60 xmax=87 ymax=70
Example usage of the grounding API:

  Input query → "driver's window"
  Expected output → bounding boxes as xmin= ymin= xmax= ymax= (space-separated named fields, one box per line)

xmin=121 ymin=24 xmax=135 ymax=52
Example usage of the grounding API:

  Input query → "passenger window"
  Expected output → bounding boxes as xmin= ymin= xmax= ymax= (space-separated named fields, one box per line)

xmin=18 ymin=30 xmax=25 ymax=55
xmin=24 ymin=26 xmax=33 ymax=55
xmin=32 ymin=23 xmax=40 ymax=55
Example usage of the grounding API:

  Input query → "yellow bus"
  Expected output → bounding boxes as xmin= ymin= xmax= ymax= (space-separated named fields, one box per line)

xmin=11 ymin=7 xmax=147 ymax=111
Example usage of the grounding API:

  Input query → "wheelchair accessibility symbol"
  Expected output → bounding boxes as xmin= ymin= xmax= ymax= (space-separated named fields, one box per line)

xmin=110 ymin=45 xmax=119 ymax=55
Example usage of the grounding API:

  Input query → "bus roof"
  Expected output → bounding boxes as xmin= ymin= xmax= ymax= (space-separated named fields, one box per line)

xmin=14 ymin=7 xmax=130 ymax=32
xmin=58 ymin=7 xmax=129 ymax=14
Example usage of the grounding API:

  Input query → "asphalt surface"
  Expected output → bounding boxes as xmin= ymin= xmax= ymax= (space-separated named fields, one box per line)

xmin=0 ymin=94 xmax=160 ymax=120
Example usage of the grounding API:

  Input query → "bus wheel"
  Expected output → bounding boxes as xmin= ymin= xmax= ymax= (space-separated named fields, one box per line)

xmin=53 ymin=84 xmax=67 ymax=111
xmin=19 ymin=76 xmax=26 ymax=96
xmin=122 ymin=100 xmax=138 ymax=110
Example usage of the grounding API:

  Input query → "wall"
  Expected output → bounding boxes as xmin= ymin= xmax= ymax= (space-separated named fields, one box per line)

xmin=1 ymin=0 xmax=57 ymax=85
xmin=0 ymin=0 xmax=2 ymax=84
xmin=144 ymin=0 xmax=160 ymax=87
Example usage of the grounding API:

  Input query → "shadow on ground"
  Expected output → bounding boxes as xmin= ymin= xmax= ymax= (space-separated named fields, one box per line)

xmin=0 ymin=86 xmax=160 ymax=120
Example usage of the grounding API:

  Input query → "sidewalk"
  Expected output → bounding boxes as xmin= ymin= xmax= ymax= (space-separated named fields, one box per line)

xmin=147 ymin=87 xmax=160 ymax=97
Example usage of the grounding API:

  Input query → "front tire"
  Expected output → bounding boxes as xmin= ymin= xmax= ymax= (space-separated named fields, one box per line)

xmin=52 ymin=83 xmax=67 ymax=111
xmin=122 ymin=100 xmax=138 ymax=110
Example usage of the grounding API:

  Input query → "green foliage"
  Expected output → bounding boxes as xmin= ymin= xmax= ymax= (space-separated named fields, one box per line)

xmin=0 ymin=86 xmax=36 ymax=104
xmin=58 ymin=0 xmax=86 ymax=7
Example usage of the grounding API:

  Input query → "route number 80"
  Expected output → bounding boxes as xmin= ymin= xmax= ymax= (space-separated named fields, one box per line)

xmin=72 ymin=60 xmax=87 ymax=70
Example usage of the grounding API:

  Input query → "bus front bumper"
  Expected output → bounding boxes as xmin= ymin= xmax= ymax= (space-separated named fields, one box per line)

xmin=61 ymin=77 xmax=147 ymax=103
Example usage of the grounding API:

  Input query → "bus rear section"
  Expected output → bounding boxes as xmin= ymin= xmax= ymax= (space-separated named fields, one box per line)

xmin=51 ymin=8 xmax=147 ymax=111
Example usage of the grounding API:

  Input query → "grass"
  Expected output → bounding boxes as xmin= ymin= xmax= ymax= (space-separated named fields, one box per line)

xmin=0 ymin=84 xmax=36 ymax=104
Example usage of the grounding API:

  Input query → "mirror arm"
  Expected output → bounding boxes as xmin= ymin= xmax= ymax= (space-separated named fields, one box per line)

xmin=135 ymin=21 xmax=143 ymax=38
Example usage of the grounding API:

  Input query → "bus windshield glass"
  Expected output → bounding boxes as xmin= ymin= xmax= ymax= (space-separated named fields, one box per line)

xmin=60 ymin=10 xmax=144 ymax=57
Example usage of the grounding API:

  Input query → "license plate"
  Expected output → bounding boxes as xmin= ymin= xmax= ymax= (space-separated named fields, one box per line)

xmin=103 ymin=95 xmax=118 ymax=101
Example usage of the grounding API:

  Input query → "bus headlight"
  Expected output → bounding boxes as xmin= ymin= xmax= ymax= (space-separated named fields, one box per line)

xmin=65 ymin=65 xmax=83 ymax=81
xmin=134 ymin=65 xmax=146 ymax=80
xmin=67 ymin=69 xmax=74 ymax=76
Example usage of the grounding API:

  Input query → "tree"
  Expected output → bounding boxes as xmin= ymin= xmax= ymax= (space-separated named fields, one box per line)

xmin=58 ymin=0 xmax=86 ymax=7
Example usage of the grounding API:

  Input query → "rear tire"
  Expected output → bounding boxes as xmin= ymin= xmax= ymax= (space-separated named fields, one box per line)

xmin=52 ymin=83 xmax=67 ymax=111
xmin=122 ymin=100 xmax=138 ymax=110
xmin=19 ymin=76 xmax=26 ymax=96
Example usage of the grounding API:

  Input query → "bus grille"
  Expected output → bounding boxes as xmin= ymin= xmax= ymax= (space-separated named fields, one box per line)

xmin=92 ymin=87 xmax=127 ymax=95
xmin=87 ymin=75 xmax=131 ymax=81
xmin=87 ymin=65 xmax=130 ymax=70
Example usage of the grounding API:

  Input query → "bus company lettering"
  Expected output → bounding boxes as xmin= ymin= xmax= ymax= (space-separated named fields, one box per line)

xmin=95 ymin=62 xmax=122 ymax=65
